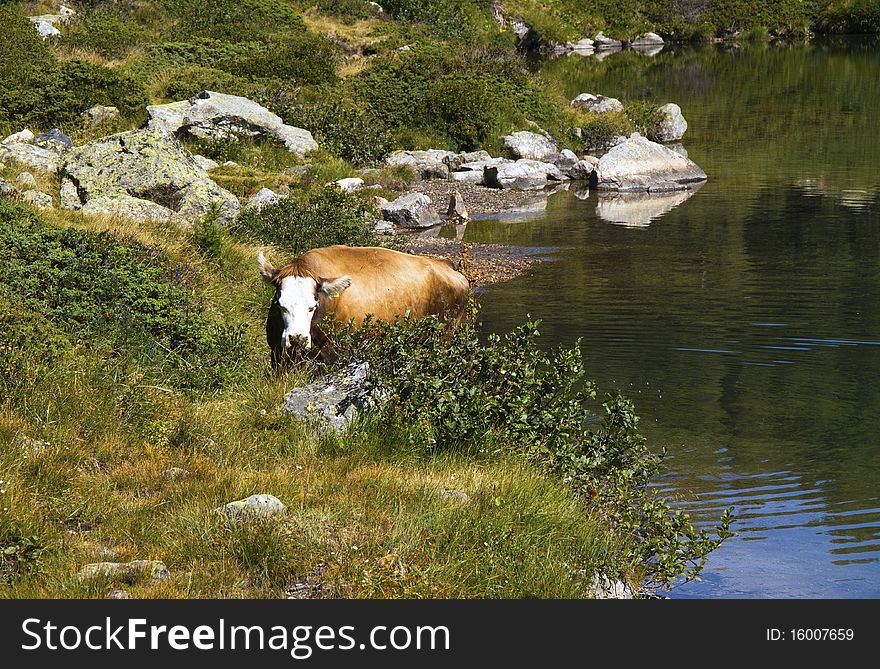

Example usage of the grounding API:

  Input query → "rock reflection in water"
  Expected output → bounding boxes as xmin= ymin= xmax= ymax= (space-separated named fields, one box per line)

xmin=596 ymin=183 xmax=702 ymax=228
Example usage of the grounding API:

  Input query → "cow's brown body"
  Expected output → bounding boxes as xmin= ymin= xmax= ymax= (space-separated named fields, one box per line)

xmin=260 ymin=245 xmax=470 ymax=365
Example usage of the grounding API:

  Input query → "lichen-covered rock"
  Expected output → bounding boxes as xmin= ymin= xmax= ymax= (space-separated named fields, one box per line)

xmin=22 ymin=191 xmax=53 ymax=210
xmin=81 ymin=194 xmax=188 ymax=228
xmin=484 ymin=159 xmax=564 ymax=190
xmin=595 ymin=133 xmax=707 ymax=192
xmin=62 ymin=124 xmax=240 ymax=225
xmin=502 ymin=131 xmax=558 ymax=162
xmin=654 ymin=103 xmax=688 ymax=142
xmin=2 ymin=129 xmax=35 ymax=145
xmin=33 ymin=129 xmax=73 ymax=153
xmin=380 ymin=192 xmax=441 ymax=228
xmin=217 ymin=494 xmax=286 ymax=520
xmin=0 ymin=142 xmax=63 ymax=173
xmin=78 ymin=560 xmax=171 ymax=583
xmin=571 ymin=93 xmax=624 ymax=114
xmin=282 ymin=362 xmax=377 ymax=431
xmin=83 ymin=105 xmax=121 ymax=127
xmin=150 ymin=91 xmax=318 ymax=158
xmin=15 ymin=172 xmax=37 ymax=190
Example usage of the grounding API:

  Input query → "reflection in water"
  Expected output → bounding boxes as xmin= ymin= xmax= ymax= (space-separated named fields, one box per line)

xmin=470 ymin=38 xmax=880 ymax=598
xmin=596 ymin=184 xmax=701 ymax=228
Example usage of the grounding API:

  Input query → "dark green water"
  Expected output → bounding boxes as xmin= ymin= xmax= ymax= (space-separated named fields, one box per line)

xmin=469 ymin=38 xmax=880 ymax=598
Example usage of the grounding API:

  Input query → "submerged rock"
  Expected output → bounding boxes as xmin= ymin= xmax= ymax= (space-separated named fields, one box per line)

xmin=282 ymin=362 xmax=376 ymax=431
xmin=654 ymin=103 xmax=688 ymax=142
xmin=62 ymin=124 xmax=241 ymax=225
xmin=502 ymin=131 xmax=558 ymax=162
xmin=595 ymin=133 xmax=707 ymax=192
xmin=381 ymin=192 xmax=441 ymax=228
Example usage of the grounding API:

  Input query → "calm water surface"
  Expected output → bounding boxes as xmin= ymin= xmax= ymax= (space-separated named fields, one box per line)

xmin=469 ymin=38 xmax=880 ymax=598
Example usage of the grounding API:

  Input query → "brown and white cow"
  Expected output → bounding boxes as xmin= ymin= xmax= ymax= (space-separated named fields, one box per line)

xmin=258 ymin=245 xmax=470 ymax=366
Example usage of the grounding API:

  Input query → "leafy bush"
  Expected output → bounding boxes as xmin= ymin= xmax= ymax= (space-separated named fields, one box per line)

xmin=0 ymin=202 xmax=247 ymax=391
xmin=813 ymin=0 xmax=880 ymax=33
xmin=231 ymin=186 xmax=378 ymax=255
xmin=0 ymin=10 xmax=148 ymax=128
xmin=279 ymin=98 xmax=393 ymax=166
xmin=330 ymin=315 xmax=735 ymax=587
xmin=162 ymin=0 xmax=306 ymax=41
xmin=63 ymin=10 xmax=151 ymax=60
xmin=0 ymin=522 xmax=43 ymax=583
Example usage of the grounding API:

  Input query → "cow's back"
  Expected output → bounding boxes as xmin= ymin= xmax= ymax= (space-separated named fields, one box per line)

xmin=302 ymin=246 xmax=469 ymax=324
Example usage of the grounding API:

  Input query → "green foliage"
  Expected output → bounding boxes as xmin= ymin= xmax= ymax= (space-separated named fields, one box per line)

xmin=279 ymin=97 xmax=393 ymax=166
xmin=63 ymin=10 xmax=152 ymax=60
xmin=813 ymin=0 xmax=880 ymax=33
xmin=381 ymin=0 xmax=496 ymax=41
xmin=354 ymin=42 xmax=558 ymax=151
xmin=162 ymin=0 xmax=306 ymax=41
xmin=0 ymin=10 xmax=148 ymax=129
xmin=330 ymin=315 xmax=735 ymax=587
xmin=191 ymin=204 xmax=227 ymax=259
xmin=0 ymin=202 xmax=247 ymax=392
xmin=219 ymin=516 xmax=300 ymax=593
xmin=0 ymin=522 xmax=43 ymax=583
xmin=231 ymin=186 xmax=378 ymax=255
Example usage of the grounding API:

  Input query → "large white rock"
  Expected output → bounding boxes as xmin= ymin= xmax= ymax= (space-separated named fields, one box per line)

xmin=595 ymin=133 xmax=707 ymax=192
xmin=386 ymin=150 xmax=454 ymax=179
xmin=380 ymin=192 xmax=441 ymax=228
xmin=2 ymin=129 xmax=35 ymax=145
xmin=32 ymin=20 xmax=60 ymax=39
xmin=632 ymin=32 xmax=664 ymax=47
xmin=217 ymin=494 xmax=286 ymax=521
xmin=502 ymin=131 xmax=559 ymax=162
xmin=571 ymin=93 xmax=624 ymax=114
xmin=0 ymin=142 xmax=63 ymax=173
xmin=484 ymin=159 xmax=564 ymax=190
xmin=654 ymin=103 xmax=688 ymax=142
xmin=246 ymin=187 xmax=280 ymax=210
xmin=149 ymin=92 xmax=318 ymax=158
xmin=593 ymin=31 xmax=622 ymax=50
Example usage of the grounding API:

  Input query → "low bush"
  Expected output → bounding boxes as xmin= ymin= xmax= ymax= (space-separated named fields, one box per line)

xmin=329 ymin=315 xmax=735 ymax=587
xmin=62 ymin=10 xmax=152 ymax=60
xmin=231 ymin=186 xmax=377 ymax=255
xmin=0 ymin=202 xmax=248 ymax=392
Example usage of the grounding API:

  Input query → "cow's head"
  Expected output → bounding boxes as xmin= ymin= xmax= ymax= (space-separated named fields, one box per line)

xmin=258 ymin=251 xmax=351 ymax=357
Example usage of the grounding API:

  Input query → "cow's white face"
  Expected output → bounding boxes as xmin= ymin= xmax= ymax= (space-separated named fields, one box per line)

xmin=276 ymin=276 xmax=320 ymax=350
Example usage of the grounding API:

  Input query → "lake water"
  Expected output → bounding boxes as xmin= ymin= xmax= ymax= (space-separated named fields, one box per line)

xmin=469 ymin=37 xmax=880 ymax=598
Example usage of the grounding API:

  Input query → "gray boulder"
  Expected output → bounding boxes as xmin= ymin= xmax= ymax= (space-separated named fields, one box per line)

xmin=59 ymin=178 xmax=81 ymax=210
xmin=23 ymin=191 xmax=53 ymax=210
xmin=32 ymin=20 xmax=60 ymax=39
xmin=83 ymin=105 xmax=120 ymax=127
xmin=632 ymin=32 xmax=664 ymax=47
xmin=217 ymin=494 xmax=286 ymax=521
xmin=78 ymin=560 xmax=171 ymax=583
xmin=246 ymin=187 xmax=280 ymax=210
xmin=484 ymin=159 xmax=564 ymax=190
xmin=446 ymin=150 xmax=492 ymax=170
xmin=282 ymin=362 xmax=375 ymax=431
xmin=0 ymin=142 xmax=63 ymax=173
xmin=380 ymin=192 xmax=441 ymax=228
xmin=62 ymin=124 xmax=241 ymax=225
xmin=81 ymin=194 xmax=188 ymax=227
xmin=34 ymin=129 xmax=73 ymax=153
xmin=149 ymin=91 xmax=318 ymax=158
xmin=2 ymin=129 xmax=35 ymax=145
xmin=554 ymin=148 xmax=579 ymax=172
xmin=654 ymin=103 xmax=688 ymax=142
xmin=571 ymin=93 xmax=624 ymax=114
xmin=334 ymin=177 xmax=365 ymax=193
xmin=568 ymin=160 xmax=596 ymax=180
xmin=446 ymin=191 xmax=469 ymax=220
xmin=386 ymin=150 xmax=454 ymax=180
xmin=15 ymin=172 xmax=37 ymax=190
xmin=595 ymin=133 xmax=707 ymax=192
xmin=192 ymin=154 xmax=219 ymax=171
xmin=502 ymin=131 xmax=558 ymax=162
xmin=594 ymin=31 xmax=623 ymax=50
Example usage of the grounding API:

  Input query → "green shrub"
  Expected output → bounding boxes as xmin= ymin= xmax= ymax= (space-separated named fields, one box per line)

xmin=0 ymin=10 xmax=148 ymax=129
xmin=813 ymin=0 xmax=880 ymax=33
xmin=231 ymin=186 xmax=378 ymax=255
xmin=330 ymin=314 xmax=735 ymax=587
xmin=0 ymin=522 xmax=43 ymax=583
xmin=279 ymin=98 xmax=393 ymax=166
xmin=62 ymin=10 xmax=151 ymax=60
xmin=162 ymin=0 xmax=306 ymax=41
xmin=0 ymin=202 xmax=247 ymax=392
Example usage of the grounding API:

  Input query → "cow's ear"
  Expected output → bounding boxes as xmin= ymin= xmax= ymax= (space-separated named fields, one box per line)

xmin=319 ymin=276 xmax=352 ymax=299
xmin=257 ymin=251 xmax=279 ymax=285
